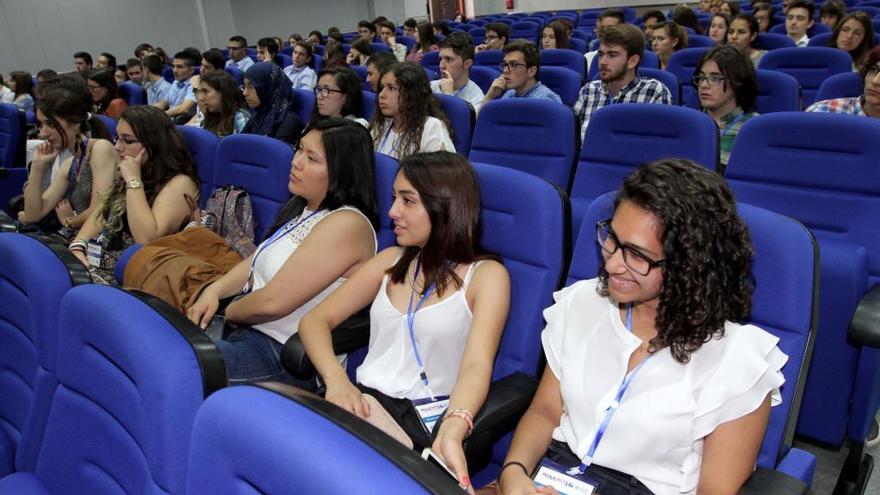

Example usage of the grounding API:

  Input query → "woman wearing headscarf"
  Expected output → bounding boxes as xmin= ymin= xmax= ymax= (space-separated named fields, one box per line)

xmin=241 ymin=62 xmax=304 ymax=146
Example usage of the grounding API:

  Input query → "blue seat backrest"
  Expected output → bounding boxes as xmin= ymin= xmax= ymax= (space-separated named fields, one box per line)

xmin=666 ymin=47 xmax=712 ymax=110
xmin=351 ymin=64 xmax=368 ymax=84
xmin=469 ymin=27 xmax=487 ymax=45
xmin=24 ymin=285 xmax=225 ymax=493
xmin=419 ymin=50 xmax=441 ymax=76
xmin=162 ymin=65 xmax=174 ymax=83
xmin=572 ymin=193 xmax=817 ymax=469
xmin=187 ymin=385 xmax=457 ymax=494
xmin=435 ymin=94 xmax=475 ymax=156
xmin=571 ymin=30 xmax=592 ymax=43
xmin=470 ymin=66 xmax=500 ymax=94
xmin=510 ymin=21 xmax=541 ymax=42
xmin=755 ymin=33 xmax=797 ymax=50
xmin=758 ymin=47 xmax=853 ymax=108
xmin=566 ymin=36 xmax=587 ymax=54
xmin=756 ymin=69 xmax=801 ymax=113
xmin=176 ymin=126 xmax=220 ymax=208
xmin=469 ymin=98 xmax=578 ymax=191
xmin=815 ymin=71 xmax=864 ymax=101
xmin=118 ymin=81 xmax=146 ymax=106
xmin=536 ymin=66 xmax=582 ymax=107
xmin=0 ymin=103 xmax=22 ymax=168
xmin=570 ymin=104 xmax=718 ymax=242
xmin=95 ymin=114 xmax=117 ymax=140
xmin=280 ymin=46 xmax=293 ymax=56
xmin=769 ymin=22 xmax=831 ymax=36
xmin=374 ymin=152 xmax=399 ymax=250
xmin=587 ymin=49 xmax=659 ymax=81
xmin=396 ymin=36 xmax=416 ymax=53
xmin=361 ymin=90 xmax=375 ymax=121
xmin=474 ymin=50 xmax=504 ymax=70
xmin=638 ymin=68 xmax=680 ymax=106
xmin=276 ymin=53 xmax=293 ymax=68
xmin=687 ymin=34 xmax=716 ymax=47
xmin=371 ymin=42 xmax=391 ymax=53
xmin=224 ymin=65 xmax=243 ymax=86
xmin=540 ymin=48 xmax=586 ymax=78
xmin=852 ymin=5 xmax=880 ymax=16
xmin=292 ymin=88 xmax=316 ymax=125
xmin=212 ymin=134 xmax=293 ymax=241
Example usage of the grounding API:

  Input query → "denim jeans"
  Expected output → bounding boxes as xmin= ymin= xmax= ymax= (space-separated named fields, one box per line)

xmin=210 ymin=325 xmax=317 ymax=391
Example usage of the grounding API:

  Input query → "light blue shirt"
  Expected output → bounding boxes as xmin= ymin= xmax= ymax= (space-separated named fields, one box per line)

xmin=226 ymin=57 xmax=255 ymax=73
xmin=166 ymin=78 xmax=192 ymax=108
xmin=146 ymin=77 xmax=172 ymax=106
xmin=501 ymin=81 xmax=562 ymax=104
xmin=283 ymin=65 xmax=317 ymax=90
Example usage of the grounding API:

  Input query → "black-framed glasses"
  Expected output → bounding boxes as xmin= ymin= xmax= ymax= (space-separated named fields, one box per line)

xmin=499 ymin=62 xmax=527 ymax=72
xmin=692 ymin=74 xmax=726 ymax=87
xmin=314 ymin=85 xmax=344 ymax=97
xmin=596 ymin=220 xmax=665 ymax=276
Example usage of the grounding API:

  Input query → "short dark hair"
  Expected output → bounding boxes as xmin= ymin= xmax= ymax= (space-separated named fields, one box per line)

xmin=308 ymin=30 xmax=323 ymax=41
xmin=787 ymin=0 xmax=815 ymax=18
xmin=313 ymin=66 xmax=363 ymax=121
xmin=351 ymin=38 xmax=374 ymax=57
xmin=643 ymin=10 xmax=667 ymax=24
xmin=142 ymin=54 xmax=164 ymax=75
xmin=290 ymin=33 xmax=303 ymax=42
xmin=600 ymin=8 xmax=627 ymax=24
xmin=125 ymin=57 xmax=143 ymax=69
xmin=36 ymin=69 xmax=58 ymax=81
xmin=404 ymin=18 xmax=418 ymax=29
xmin=378 ymin=20 xmax=396 ymax=33
xmin=327 ymin=27 xmax=340 ymax=35
xmin=258 ymin=37 xmax=279 ymax=57
xmin=503 ymin=40 xmax=540 ymax=76
xmin=358 ymin=20 xmax=377 ymax=34
xmin=860 ymin=46 xmax=880 ymax=81
xmin=229 ymin=35 xmax=248 ymax=47
xmin=695 ymin=45 xmax=759 ymax=112
xmin=201 ymin=49 xmax=226 ymax=71
xmin=599 ymin=24 xmax=646 ymax=67
xmin=99 ymin=52 xmax=117 ymax=68
xmin=819 ymin=0 xmax=845 ymax=20
xmin=328 ymin=32 xmax=344 ymax=43
xmin=182 ymin=47 xmax=202 ymax=62
xmin=134 ymin=43 xmax=153 ymax=58
xmin=366 ymin=51 xmax=397 ymax=75
xmin=440 ymin=31 xmax=476 ymax=62
xmin=294 ymin=41 xmax=314 ymax=61
xmin=372 ymin=16 xmax=388 ymax=25
xmin=74 ymin=51 xmax=93 ymax=65
xmin=433 ymin=21 xmax=451 ymax=36
xmin=173 ymin=51 xmax=198 ymax=67
xmin=485 ymin=22 xmax=509 ymax=42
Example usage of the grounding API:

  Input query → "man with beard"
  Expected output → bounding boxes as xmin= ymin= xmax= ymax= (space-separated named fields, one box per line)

xmin=573 ymin=24 xmax=672 ymax=141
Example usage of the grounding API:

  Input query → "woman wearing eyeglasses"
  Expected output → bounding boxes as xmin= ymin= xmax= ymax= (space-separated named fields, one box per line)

xmin=494 ymin=159 xmax=786 ymax=495
xmin=311 ymin=66 xmax=368 ymax=127
xmin=87 ymin=69 xmax=127 ymax=118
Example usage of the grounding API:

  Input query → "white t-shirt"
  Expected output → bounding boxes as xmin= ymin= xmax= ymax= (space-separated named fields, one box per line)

xmin=430 ymin=79 xmax=485 ymax=113
xmin=372 ymin=116 xmax=455 ymax=159
xmin=250 ymin=207 xmax=377 ymax=344
xmin=542 ymin=278 xmax=787 ymax=495
xmin=0 ymin=86 xmax=14 ymax=103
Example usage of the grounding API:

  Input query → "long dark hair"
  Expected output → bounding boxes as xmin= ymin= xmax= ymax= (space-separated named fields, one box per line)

xmin=9 ymin=71 xmax=33 ymax=98
xmin=830 ymin=11 xmax=876 ymax=65
xmin=387 ymin=152 xmax=498 ymax=297
xmin=88 ymin=69 xmax=120 ymax=114
xmin=543 ymin=21 xmax=570 ymax=49
xmin=597 ymin=159 xmax=754 ymax=364
xmin=264 ymin=118 xmax=379 ymax=240
xmin=311 ymin=66 xmax=363 ymax=121
xmin=201 ymin=71 xmax=247 ymax=137
xmin=416 ymin=22 xmax=438 ymax=52
xmin=37 ymin=86 xmax=111 ymax=150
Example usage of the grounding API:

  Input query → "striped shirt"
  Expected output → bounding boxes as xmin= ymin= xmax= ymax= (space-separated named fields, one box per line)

xmin=573 ymin=76 xmax=672 ymax=141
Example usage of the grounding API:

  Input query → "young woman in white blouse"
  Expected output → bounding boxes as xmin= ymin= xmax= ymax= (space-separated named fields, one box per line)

xmin=300 ymin=151 xmax=509 ymax=494
xmin=371 ymin=62 xmax=455 ymax=159
xmin=496 ymin=159 xmax=786 ymax=495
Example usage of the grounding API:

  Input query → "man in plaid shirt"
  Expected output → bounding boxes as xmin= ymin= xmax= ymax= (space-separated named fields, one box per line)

xmin=807 ymin=46 xmax=880 ymax=118
xmin=573 ymin=25 xmax=672 ymax=142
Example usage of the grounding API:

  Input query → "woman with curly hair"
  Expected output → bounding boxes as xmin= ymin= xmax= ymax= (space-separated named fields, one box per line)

xmin=495 ymin=159 xmax=786 ymax=495
xmin=372 ymin=62 xmax=454 ymax=159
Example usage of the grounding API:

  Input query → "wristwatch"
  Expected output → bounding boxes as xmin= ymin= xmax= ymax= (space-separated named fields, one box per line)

xmin=126 ymin=179 xmax=144 ymax=190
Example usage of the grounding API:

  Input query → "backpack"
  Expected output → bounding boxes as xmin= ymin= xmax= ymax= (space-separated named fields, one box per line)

xmin=202 ymin=186 xmax=257 ymax=258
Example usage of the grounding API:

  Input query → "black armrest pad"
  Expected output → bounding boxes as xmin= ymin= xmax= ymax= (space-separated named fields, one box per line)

xmin=849 ymin=284 xmax=880 ymax=348
xmin=281 ymin=310 xmax=371 ymax=380
xmin=738 ymin=467 xmax=808 ymax=495
xmin=0 ymin=209 xmax=17 ymax=232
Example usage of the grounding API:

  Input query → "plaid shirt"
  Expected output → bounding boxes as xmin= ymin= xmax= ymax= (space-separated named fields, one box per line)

xmin=573 ymin=76 xmax=672 ymax=141
xmin=806 ymin=97 xmax=866 ymax=116
xmin=717 ymin=107 xmax=758 ymax=168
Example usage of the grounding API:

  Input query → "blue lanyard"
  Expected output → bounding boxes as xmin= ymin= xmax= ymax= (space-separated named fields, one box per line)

xmin=406 ymin=258 xmax=438 ymax=400
xmin=720 ymin=113 xmax=748 ymax=138
xmin=378 ymin=123 xmax=397 ymax=154
xmin=568 ymin=303 xmax=652 ymax=476
xmin=242 ymin=209 xmax=321 ymax=293
xmin=69 ymin=137 xmax=89 ymax=182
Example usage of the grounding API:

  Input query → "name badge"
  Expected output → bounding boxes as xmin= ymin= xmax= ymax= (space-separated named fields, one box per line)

xmin=87 ymin=240 xmax=104 ymax=268
xmin=533 ymin=458 xmax=599 ymax=495
xmin=412 ymin=396 xmax=449 ymax=434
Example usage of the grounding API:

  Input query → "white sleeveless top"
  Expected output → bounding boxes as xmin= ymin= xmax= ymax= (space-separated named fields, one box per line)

xmin=356 ymin=261 xmax=482 ymax=400
xmin=250 ymin=206 xmax=377 ymax=344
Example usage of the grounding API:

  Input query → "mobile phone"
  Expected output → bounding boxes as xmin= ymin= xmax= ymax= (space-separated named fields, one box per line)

xmin=421 ymin=448 xmax=458 ymax=481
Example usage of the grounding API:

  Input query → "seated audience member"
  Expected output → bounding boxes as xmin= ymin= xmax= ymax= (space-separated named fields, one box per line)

xmin=495 ymin=158 xmax=785 ymax=495
xmin=585 ymin=9 xmax=627 ymax=72
xmin=284 ymin=41 xmax=318 ymax=89
xmin=143 ymin=54 xmax=172 ymax=106
xmin=753 ymin=2 xmax=774 ymax=32
xmin=697 ymin=0 xmax=712 ymax=14
xmin=323 ymin=41 xmax=348 ymax=68
xmin=187 ymin=118 xmax=379 ymax=384
xmin=642 ymin=10 xmax=667 ymax=42
xmin=720 ymin=0 xmax=741 ymax=18
xmin=709 ymin=0 xmax=723 ymax=14
xmin=21 ymin=87 xmax=115 ymax=231
xmin=312 ymin=66 xmax=368 ymax=126
xmin=74 ymin=51 xmax=93 ymax=72
xmin=241 ymin=62 xmax=304 ymax=145
xmin=257 ymin=37 xmax=281 ymax=64
xmin=134 ymin=43 xmax=153 ymax=60
xmin=186 ymin=76 xmax=207 ymax=128
xmin=307 ymin=30 xmax=323 ymax=47
xmin=433 ymin=21 xmax=452 ymax=37
xmin=709 ymin=13 xmax=731 ymax=46
xmin=476 ymin=22 xmax=509 ymax=52
xmin=367 ymin=52 xmax=398 ymax=92
xmin=378 ymin=20 xmax=407 ymax=62
xmin=347 ymin=38 xmax=374 ymax=67
xmin=198 ymin=71 xmax=250 ymax=137
xmin=289 ymin=33 xmax=303 ymax=46
xmin=125 ymin=58 xmax=144 ymax=85
xmin=372 ymin=16 xmax=388 ymax=31
xmin=328 ymin=31 xmax=344 ymax=44
xmin=87 ymin=69 xmax=127 ymax=119
xmin=68 ymin=106 xmax=198 ymax=284
xmin=829 ymin=12 xmax=876 ymax=70
xmin=159 ymin=51 xmax=198 ymax=121
xmin=0 ymin=74 xmax=13 ymax=103
xmin=542 ymin=21 xmax=570 ymax=50
xmin=695 ymin=46 xmax=759 ymax=169
xmin=673 ymin=5 xmax=705 ymax=35
xmin=406 ymin=22 xmax=440 ymax=64
xmin=729 ymin=14 xmax=767 ymax=66
xmin=114 ymin=67 xmax=127 ymax=85
xmin=201 ymin=48 xmax=226 ymax=75
xmin=820 ymin=0 xmax=847 ymax=29
xmin=8 ymin=71 xmax=35 ymax=112
xmin=807 ymin=47 xmax=880 ymax=117
xmin=226 ymin=35 xmax=255 ymax=73
xmin=653 ymin=21 xmax=689 ymax=69
xmin=403 ymin=18 xmax=418 ymax=37
xmin=95 ymin=52 xmax=116 ymax=70
xmin=373 ymin=62 xmax=455 ymax=159
xmin=299 ymin=151 xmax=510 ymax=493
xmin=786 ymin=0 xmax=814 ymax=47
xmin=327 ymin=27 xmax=341 ymax=37
xmin=432 ymin=32 xmax=485 ymax=113
xmin=482 ymin=40 xmax=563 ymax=106
xmin=358 ymin=20 xmax=378 ymax=42
xmin=574 ymin=25 xmax=673 ymax=141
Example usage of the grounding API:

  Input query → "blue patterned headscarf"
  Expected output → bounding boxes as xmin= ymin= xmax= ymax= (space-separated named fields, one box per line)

xmin=242 ymin=62 xmax=293 ymax=136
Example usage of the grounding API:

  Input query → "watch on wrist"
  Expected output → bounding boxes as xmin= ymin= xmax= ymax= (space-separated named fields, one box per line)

xmin=126 ymin=179 xmax=144 ymax=190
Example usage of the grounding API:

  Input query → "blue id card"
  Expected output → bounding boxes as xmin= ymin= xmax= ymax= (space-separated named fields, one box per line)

xmin=411 ymin=396 xmax=449 ymax=434
xmin=533 ymin=458 xmax=600 ymax=495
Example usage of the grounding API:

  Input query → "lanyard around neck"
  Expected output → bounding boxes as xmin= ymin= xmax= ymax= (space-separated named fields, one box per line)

xmin=406 ymin=257 xmax=438 ymax=400
xmin=242 ymin=209 xmax=321 ymax=294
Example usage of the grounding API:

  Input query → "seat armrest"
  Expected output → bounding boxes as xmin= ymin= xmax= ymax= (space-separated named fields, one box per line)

xmin=849 ymin=284 xmax=880 ymax=348
xmin=738 ymin=467 xmax=808 ymax=494
xmin=281 ymin=310 xmax=371 ymax=380
xmin=0 ymin=209 xmax=17 ymax=232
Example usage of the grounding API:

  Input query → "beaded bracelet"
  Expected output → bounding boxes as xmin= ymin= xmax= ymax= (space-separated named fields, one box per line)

xmin=446 ymin=408 xmax=474 ymax=437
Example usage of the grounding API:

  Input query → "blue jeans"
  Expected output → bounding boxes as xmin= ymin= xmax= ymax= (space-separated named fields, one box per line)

xmin=210 ymin=325 xmax=317 ymax=390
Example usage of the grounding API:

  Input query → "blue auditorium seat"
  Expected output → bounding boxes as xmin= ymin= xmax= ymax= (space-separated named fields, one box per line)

xmin=360 ymin=90 xmax=375 ymax=121
xmin=667 ymin=47 xmax=712 ymax=111
xmin=435 ymin=94 xmax=475 ymax=156
xmin=370 ymin=42 xmax=391 ymax=54
xmin=755 ymin=33 xmax=797 ymax=50
xmin=396 ymin=35 xmax=416 ymax=54
xmin=117 ymin=81 xmax=146 ymax=106
xmin=0 ymin=285 xmax=226 ymax=493
xmin=291 ymin=88 xmax=316 ymax=127
xmin=815 ymin=71 xmax=864 ymax=101
xmin=469 ymin=27 xmax=487 ymax=45
xmin=756 ymin=69 xmax=801 ymax=113
xmin=0 ymin=103 xmax=23 ymax=169
xmin=537 ymin=66 xmax=582 ymax=106
xmin=469 ymin=98 xmax=578 ymax=190
xmin=176 ymin=125 xmax=220 ymax=208
xmin=725 ymin=112 xmax=880 ymax=494
xmin=470 ymin=66 xmax=500 ymax=94
xmin=567 ymin=37 xmax=588 ymax=54
xmin=276 ymin=53 xmax=293 ymax=68
xmin=569 ymin=104 xmax=718 ymax=242
xmin=574 ymin=192 xmax=817 ymax=491
xmin=509 ymin=21 xmax=541 ymax=42
xmin=162 ymin=65 xmax=174 ymax=83
xmin=474 ymin=50 xmax=504 ymax=70
xmin=540 ymin=48 xmax=586 ymax=78
xmin=212 ymin=134 xmax=293 ymax=241
xmin=224 ymin=65 xmax=243 ymax=86
xmin=0 ymin=234 xmax=90 ymax=477
xmin=758 ymin=47 xmax=853 ymax=108
xmin=687 ymin=34 xmax=717 ymax=47
xmin=373 ymin=152 xmax=399 ymax=250
xmin=419 ymin=50 xmax=441 ymax=77
xmin=94 ymin=114 xmax=117 ymax=140
xmin=187 ymin=383 xmax=461 ymax=494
